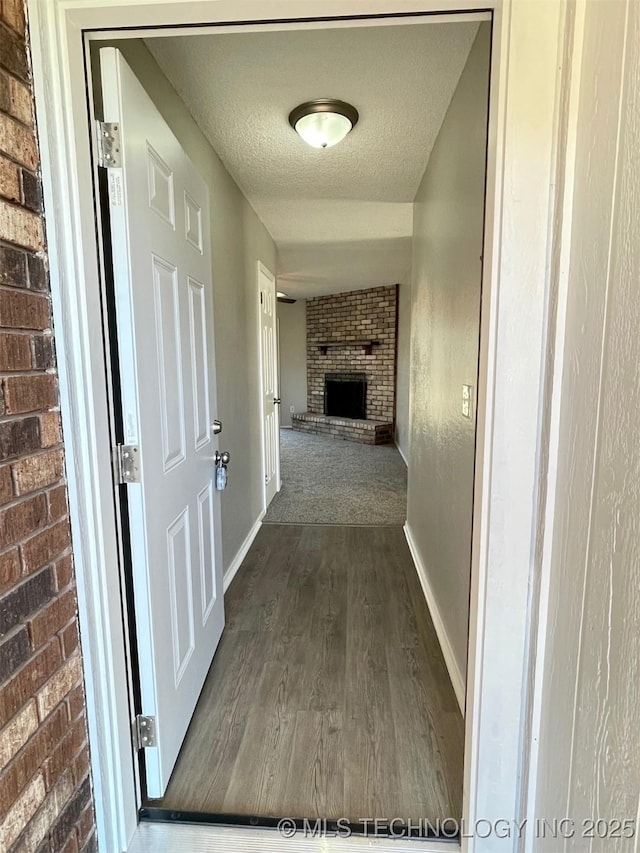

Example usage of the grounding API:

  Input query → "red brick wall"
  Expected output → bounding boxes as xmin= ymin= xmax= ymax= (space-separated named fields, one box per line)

xmin=0 ymin=1 xmax=96 ymax=850
xmin=306 ymin=285 xmax=398 ymax=422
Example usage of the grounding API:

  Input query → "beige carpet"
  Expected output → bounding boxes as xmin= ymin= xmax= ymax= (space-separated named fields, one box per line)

xmin=263 ymin=428 xmax=407 ymax=525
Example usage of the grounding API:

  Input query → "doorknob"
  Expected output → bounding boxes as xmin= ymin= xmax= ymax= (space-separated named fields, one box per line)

xmin=214 ymin=450 xmax=230 ymax=466
xmin=273 ymin=398 xmax=281 ymax=405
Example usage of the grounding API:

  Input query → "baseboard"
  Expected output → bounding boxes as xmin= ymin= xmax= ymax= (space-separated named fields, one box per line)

xmin=403 ymin=523 xmax=465 ymax=712
xmin=395 ymin=441 xmax=409 ymax=467
xmin=223 ymin=512 xmax=265 ymax=592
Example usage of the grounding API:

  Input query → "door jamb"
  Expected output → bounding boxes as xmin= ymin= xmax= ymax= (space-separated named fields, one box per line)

xmin=26 ymin=1 xmax=569 ymax=850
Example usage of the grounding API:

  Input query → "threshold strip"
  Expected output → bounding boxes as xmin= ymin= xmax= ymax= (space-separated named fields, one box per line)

xmin=140 ymin=809 xmax=461 ymax=843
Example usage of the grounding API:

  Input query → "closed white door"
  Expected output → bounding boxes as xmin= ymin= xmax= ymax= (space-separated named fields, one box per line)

xmin=258 ymin=263 xmax=280 ymax=507
xmin=100 ymin=48 xmax=225 ymax=798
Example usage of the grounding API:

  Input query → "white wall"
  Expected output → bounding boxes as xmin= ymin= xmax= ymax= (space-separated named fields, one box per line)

xmin=277 ymin=300 xmax=307 ymax=426
xmin=530 ymin=0 xmax=640 ymax=844
xmin=395 ymin=272 xmax=412 ymax=463
xmin=406 ymin=23 xmax=490 ymax=690
xmin=93 ymin=40 xmax=277 ymax=571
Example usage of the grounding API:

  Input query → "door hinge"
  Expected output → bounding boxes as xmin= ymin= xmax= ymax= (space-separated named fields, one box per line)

xmin=115 ymin=444 xmax=140 ymax=484
xmin=132 ymin=715 xmax=157 ymax=750
xmin=96 ymin=120 xmax=122 ymax=168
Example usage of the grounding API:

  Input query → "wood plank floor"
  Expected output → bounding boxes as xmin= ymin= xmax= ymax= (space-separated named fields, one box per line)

xmin=150 ymin=524 xmax=464 ymax=822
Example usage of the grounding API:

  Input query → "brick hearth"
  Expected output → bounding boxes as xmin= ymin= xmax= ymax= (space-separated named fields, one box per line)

xmin=292 ymin=413 xmax=393 ymax=445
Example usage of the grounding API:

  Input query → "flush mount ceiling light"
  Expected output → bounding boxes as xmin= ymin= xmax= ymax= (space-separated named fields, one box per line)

xmin=288 ymin=99 xmax=359 ymax=149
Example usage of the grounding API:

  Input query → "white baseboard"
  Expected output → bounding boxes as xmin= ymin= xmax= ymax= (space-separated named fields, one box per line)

xmin=403 ymin=523 xmax=465 ymax=712
xmin=223 ymin=512 xmax=264 ymax=592
xmin=395 ymin=441 xmax=409 ymax=467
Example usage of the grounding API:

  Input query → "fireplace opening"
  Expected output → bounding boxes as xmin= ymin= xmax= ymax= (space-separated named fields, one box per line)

xmin=324 ymin=372 xmax=367 ymax=420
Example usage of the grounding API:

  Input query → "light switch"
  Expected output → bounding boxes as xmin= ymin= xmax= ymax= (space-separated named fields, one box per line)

xmin=462 ymin=385 xmax=473 ymax=419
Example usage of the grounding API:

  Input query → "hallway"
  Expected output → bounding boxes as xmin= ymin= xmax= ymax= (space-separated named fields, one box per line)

xmin=263 ymin=430 xmax=408 ymax=526
xmin=150 ymin=524 xmax=463 ymax=821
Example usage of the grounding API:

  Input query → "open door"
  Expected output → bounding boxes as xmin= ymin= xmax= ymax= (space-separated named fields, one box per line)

xmin=258 ymin=262 xmax=281 ymax=507
xmin=100 ymin=48 xmax=225 ymax=798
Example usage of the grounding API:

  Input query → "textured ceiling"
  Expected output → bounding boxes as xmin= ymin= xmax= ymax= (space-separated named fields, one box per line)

xmin=146 ymin=21 xmax=479 ymax=297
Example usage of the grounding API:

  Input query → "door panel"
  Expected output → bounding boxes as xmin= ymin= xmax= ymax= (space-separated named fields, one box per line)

xmin=100 ymin=47 xmax=225 ymax=798
xmin=184 ymin=192 xmax=203 ymax=251
xmin=197 ymin=482 xmax=216 ymax=623
xmin=188 ymin=277 xmax=211 ymax=450
xmin=153 ymin=255 xmax=186 ymax=470
xmin=147 ymin=145 xmax=175 ymax=225
xmin=167 ymin=509 xmax=194 ymax=683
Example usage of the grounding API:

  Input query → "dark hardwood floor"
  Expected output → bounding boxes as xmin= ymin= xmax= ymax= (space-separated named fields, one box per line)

xmin=150 ymin=524 xmax=464 ymax=821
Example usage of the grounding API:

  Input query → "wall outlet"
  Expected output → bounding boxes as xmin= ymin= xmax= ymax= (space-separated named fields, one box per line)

xmin=462 ymin=385 xmax=473 ymax=419
xmin=289 ymin=405 xmax=295 ymax=413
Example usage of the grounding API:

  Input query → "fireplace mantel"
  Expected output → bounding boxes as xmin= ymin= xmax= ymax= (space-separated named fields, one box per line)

xmin=318 ymin=340 xmax=380 ymax=356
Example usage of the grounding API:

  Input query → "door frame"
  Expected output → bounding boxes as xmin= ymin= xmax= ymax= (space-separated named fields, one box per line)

xmin=27 ymin=1 xmax=572 ymax=851
xmin=256 ymin=260 xmax=281 ymax=510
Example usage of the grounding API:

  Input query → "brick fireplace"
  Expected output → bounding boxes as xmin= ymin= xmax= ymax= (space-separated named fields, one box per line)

xmin=324 ymin=372 xmax=367 ymax=419
xmin=292 ymin=285 xmax=397 ymax=445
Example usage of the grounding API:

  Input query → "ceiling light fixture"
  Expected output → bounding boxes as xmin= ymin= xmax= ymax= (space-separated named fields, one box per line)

xmin=288 ymin=99 xmax=359 ymax=149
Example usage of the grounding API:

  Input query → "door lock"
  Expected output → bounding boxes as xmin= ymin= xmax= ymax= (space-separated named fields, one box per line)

xmin=212 ymin=419 xmax=222 ymax=435
xmin=214 ymin=450 xmax=230 ymax=492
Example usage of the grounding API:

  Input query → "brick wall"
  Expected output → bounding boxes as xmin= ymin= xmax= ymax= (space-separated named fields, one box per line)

xmin=0 ymin=2 xmax=96 ymax=851
xmin=306 ymin=285 xmax=398 ymax=422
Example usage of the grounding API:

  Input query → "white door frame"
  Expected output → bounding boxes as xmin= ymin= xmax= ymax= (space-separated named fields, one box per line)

xmin=257 ymin=260 xmax=281 ymax=509
xmin=27 ymin=1 xmax=572 ymax=851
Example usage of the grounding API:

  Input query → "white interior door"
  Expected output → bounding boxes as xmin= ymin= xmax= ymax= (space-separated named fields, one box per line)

xmin=258 ymin=263 xmax=281 ymax=507
xmin=100 ymin=48 xmax=225 ymax=799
